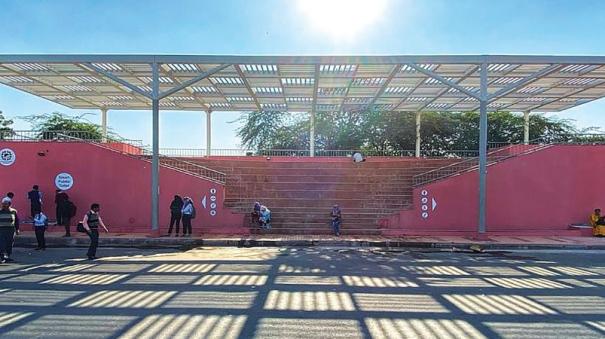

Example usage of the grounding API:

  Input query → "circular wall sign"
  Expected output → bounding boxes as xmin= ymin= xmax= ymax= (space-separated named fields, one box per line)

xmin=0 ymin=148 xmax=16 ymax=166
xmin=55 ymin=172 xmax=74 ymax=191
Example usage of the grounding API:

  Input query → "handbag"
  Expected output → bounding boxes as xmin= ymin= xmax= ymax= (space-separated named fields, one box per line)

xmin=76 ymin=222 xmax=86 ymax=233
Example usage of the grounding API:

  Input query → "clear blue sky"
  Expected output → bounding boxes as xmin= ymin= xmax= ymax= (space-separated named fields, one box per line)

xmin=1 ymin=0 xmax=604 ymax=149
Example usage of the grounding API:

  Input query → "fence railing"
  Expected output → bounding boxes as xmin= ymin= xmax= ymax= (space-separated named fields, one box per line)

xmin=412 ymin=143 xmax=552 ymax=187
xmin=1 ymin=130 xmax=145 ymax=147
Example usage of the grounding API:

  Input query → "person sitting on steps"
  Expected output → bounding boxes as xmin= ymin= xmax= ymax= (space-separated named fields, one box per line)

xmin=590 ymin=208 xmax=605 ymax=237
xmin=259 ymin=205 xmax=271 ymax=230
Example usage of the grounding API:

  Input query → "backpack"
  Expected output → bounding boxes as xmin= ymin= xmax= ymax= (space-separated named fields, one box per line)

xmin=190 ymin=204 xmax=197 ymax=219
xmin=66 ymin=201 xmax=77 ymax=218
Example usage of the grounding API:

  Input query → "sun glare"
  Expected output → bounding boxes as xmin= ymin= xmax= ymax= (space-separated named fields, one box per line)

xmin=297 ymin=0 xmax=389 ymax=41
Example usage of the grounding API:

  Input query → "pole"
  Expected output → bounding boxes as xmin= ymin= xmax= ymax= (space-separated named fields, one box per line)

xmin=101 ymin=108 xmax=108 ymax=143
xmin=206 ymin=111 xmax=212 ymax=157
xmin=478 ymin=62 xmax=488 ymax=235
xmin=415 ymin=111 xmax=422 ymax=157
xmin=523 ymin=111 xmax=530 ymax=145
xmin=151 ymin=63 xmax=160 ymax=232
xmin=309 ymin=111 xmax=315 ymax=157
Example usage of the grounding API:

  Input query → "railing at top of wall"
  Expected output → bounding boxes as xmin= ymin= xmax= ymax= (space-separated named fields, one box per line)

xmin=1 ymin=130 xmax=145 ymax=147
xmin=412 ymin=133 xmax=605 ymax=187
xmin=158 ymin=148 xmax=482 ymax=158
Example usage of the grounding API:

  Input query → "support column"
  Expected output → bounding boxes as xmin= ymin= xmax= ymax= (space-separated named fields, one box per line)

xmin=206 ymin=111 xmax=212 ymax=157
xmin=309 ymin=111 xmax=315 ymax=157
xmin=101 ymin=108 xmax=108 ymax=143
xmin=523 ymin=111 xmax=530 ymax=145
xmin=415 ymin=112 xmax=422 ymax=157
xmin=478 ymin=62 xmax=488 ymax=236
xmin=151 ymin=63 xmax=160 ymax=232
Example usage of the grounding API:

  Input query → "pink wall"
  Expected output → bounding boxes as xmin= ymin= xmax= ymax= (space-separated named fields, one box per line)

xmin=386 ymin=145 xmax=605 ymax=236
xmin=0 ymin=142 xmax=246 ymax=235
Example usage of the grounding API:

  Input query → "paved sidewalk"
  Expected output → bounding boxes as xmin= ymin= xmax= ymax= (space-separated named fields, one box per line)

xmin=13 ymin=231 xmax=605 ymax=250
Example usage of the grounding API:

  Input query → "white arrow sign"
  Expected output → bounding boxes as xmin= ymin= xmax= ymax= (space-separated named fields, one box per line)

xmin=432 ymin=197 xmax=437 ymax=211
xmin=202 ymin=195 xmax=207 ymax=209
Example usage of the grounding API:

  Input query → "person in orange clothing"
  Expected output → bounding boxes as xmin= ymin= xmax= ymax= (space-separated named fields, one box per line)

xmin=590 ymin=209 xmax=605 ymax=236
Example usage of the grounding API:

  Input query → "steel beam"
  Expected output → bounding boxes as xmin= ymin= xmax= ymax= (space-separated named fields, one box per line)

xmin=206 ymin=111 xmax=212 ymax=157
xmin=487 ymin=64 xmax=563 ymax=101
xmin=406 ymin=63 xmax=481 ymax=100
xmin=151 ymin=63 xmax=160 ymax=232
xmin=415 ymin=112 xmax=422 ymax=157
xmin=524 ymin=111 xmax=530 ymax=145
xmin=4 ymin=54 xmax=605 ymax=66
xmin=478 ymin=63 xmax=488 ymax=235
xmin=85 ymin=62 xmax=152 ymax=99
xmin=101 ymin=108 xmax=108 ymax=142
xmin=310 ymin=64 xmax=320 ymax=157
xmin=159 ymin=64 xmax=230 ymax=100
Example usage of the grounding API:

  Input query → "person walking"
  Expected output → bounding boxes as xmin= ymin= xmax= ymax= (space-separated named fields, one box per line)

xmin=181 ymin=197 xmax=195 ymax=237
xmin=27 ymin=185 xmax=43 ymax=218
xmin=331 ymin=204 xmax=342 ymax=236
xmin=33 ymin=210 xmax=48 ymax=250
xmin=82 ymin=203 xmax=109 ymax=260
xmin=167 ymin=195 xmax=184 ymax=236
xmin=0 ymin=197 xmax=19 ymax=263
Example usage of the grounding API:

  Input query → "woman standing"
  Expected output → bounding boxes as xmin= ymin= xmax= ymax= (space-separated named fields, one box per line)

xmin=167 ymin=195 xmax=184 ymax=237
xmin=181 ymin=197 xmax=195 ymax=237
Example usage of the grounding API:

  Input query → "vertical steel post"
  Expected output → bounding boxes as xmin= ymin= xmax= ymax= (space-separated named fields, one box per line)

xmin=309 ymin=111 xmax=315 ymax=157
xmin=523 ymin=111 xmax=530 ymax=145
xmin=206 ymin=110 xmax=212 ymax=157
xmin=151 ymin=63 xmax=160 ymax=232
xmin=415 ymin=111 xmax=422 ymax=157
xmin=101 ymin=108 xmax=108 ymax=143
xmin=478 ymin=62 xmax=488 ymax=235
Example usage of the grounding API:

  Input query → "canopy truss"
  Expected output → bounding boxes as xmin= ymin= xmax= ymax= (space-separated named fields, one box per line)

xmin=1 ymin=55 xmax=605 ymax=113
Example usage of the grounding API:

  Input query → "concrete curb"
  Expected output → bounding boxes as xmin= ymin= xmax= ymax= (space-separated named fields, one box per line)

xmin=13 ymin=235 xmax=605 ymax=251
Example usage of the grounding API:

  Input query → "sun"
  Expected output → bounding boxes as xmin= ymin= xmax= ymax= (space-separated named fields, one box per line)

xmin=297 ymin=0 xmax=389 ymax=41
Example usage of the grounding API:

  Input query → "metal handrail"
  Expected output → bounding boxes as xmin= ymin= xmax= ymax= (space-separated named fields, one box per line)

xmin=1 ymin=129 xmax=145 ymax=147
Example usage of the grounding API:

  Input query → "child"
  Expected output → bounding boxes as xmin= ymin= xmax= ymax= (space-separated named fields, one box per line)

xmin=33 ymin=210 xmax=48 ymax=250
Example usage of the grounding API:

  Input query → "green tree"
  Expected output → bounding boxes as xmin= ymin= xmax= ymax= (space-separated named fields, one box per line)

xmin=0 ymin=110 xmax=14 ymax=139
xmin=234 ymin=110 xmax=595 ymax=154
xmin=21 ymin=112 xmax=104 ymax=140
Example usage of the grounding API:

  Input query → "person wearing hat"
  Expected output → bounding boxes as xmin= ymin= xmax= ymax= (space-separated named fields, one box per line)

xmin=0 ymin=197 xmax=20 ymax=263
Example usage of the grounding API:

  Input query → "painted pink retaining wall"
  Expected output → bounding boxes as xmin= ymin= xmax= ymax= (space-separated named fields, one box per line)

xmin=0 ymin=142 xmax=246 ymax=235
xmin=383 ymin=145 xmax=605 ymax=236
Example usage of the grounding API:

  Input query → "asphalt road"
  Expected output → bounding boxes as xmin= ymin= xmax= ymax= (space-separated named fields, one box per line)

xmin=1 ymin=246 xmax=605 ymax=338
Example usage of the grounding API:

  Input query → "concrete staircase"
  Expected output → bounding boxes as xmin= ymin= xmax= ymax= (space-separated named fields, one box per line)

xmin=182 ymin=157 xmax=459 ymax=235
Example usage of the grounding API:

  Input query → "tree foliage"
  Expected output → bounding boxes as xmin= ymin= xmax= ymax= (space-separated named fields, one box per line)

xmin=21 ymin=112 xmax=105 ymax=140
xmin=0 ymin=111 xmax=14 ymax=139
xmin=235 ymin=110 xmax=592 ymax=152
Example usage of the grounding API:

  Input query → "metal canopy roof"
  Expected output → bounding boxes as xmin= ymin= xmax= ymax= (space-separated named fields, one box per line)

xmin=1 ymin=54 xmax=605 ymax=113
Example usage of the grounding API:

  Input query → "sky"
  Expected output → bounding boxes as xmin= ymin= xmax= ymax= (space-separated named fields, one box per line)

xmin=1 ymin=0 xmax=605 ymax=149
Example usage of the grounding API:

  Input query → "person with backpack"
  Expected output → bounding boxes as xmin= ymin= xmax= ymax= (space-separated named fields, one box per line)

xmin=181 ymin=197 xmax=195 ymax=237
xmin=27 ymin=185 xmax=43 ymax=218
xmin=82 ymin=203 xmax=109 ymax=260
xmin=54 ymin=189 xmax=68 ymax=225
xmin=33 ymin=209 xmax=48 ymax=250
xmin=167 ymin=195 xmax=184 ymax=236
xmin=61 ymin=198 xmax=76 ymax=237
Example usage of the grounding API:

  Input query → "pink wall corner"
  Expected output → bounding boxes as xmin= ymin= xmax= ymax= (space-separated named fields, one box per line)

xmin=391 ymin=145 xmax=605 ymax=235
xmin=0 ymin=142 xmax=246 ymax=235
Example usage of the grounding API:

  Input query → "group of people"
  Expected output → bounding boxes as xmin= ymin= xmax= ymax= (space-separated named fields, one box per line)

xmin=249 ymin=202 xmax=343 ymax=236
xmin=251 ymin=202 xmax=272 ymax=230
xmin=167 ymin=195 xmax=196 ymax=237
xmin=0 ymin=185 xmax=108 ymax=263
